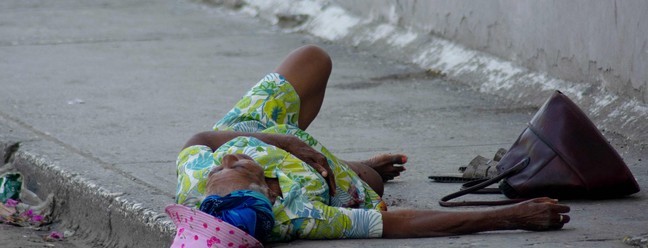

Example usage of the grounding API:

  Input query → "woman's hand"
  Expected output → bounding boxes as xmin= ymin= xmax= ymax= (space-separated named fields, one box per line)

xmin=509 ymin=197 xmax=571 ymax=231
xmin=183 ymin=131 xmax=337 ymax=196
xmin=279 ymin=135 xmax=336 ymax=196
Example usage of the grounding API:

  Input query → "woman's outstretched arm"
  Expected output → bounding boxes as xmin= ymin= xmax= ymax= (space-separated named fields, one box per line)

xmin=381 ymin=197 xmax=570 ymax=238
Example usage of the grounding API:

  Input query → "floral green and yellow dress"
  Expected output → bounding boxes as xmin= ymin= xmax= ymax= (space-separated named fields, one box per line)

xmin=175 ymin=73 xmax=386 ymax=241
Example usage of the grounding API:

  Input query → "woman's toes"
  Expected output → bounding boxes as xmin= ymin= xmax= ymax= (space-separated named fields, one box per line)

xmin=392 ymin=155 xmax=407 ymax=164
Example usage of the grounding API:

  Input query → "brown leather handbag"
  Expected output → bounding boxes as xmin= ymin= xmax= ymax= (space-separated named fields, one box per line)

xmin=440 ymin=90 xmax=641 ymax=207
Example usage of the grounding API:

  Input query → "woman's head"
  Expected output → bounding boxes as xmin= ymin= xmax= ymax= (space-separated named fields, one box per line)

xmin=206 ymin=153 xmax=270 ymax=198
xmin=199 ymin=190 xmax=274 ymax=242
xmin=200 ymin=153 xmax=275 ymax=241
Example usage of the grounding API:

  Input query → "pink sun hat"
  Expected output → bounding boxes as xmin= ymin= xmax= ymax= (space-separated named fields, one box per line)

xmin=165 ymin=204 xmax=263 ymax=248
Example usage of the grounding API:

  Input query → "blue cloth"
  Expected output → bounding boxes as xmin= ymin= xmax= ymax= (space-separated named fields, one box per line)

xmin=200 ymin=190 xmax=275 ymax=241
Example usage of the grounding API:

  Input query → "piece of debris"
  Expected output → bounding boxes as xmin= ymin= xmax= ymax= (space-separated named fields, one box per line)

xmin=1 ymin=170 xmax=54 ymax=228
xmin=624 ymin=233 xmax=648 ymax=248
xmin=67 ymin=98 xmax=85 ymax=105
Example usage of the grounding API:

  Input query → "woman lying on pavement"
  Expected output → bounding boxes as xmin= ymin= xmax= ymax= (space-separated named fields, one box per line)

xmin=171 ymin=45 xmax=570 ymax=243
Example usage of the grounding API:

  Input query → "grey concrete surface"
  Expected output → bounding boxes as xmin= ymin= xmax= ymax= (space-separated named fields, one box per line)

xmin=0 ymin=223 xmax=78 ymax=247
xmin=0 ymin=0 xmax=646 ymax=247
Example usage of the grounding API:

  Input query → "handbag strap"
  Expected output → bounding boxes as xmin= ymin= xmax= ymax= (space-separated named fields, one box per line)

xmin=439 ymin=158 xmax=530 ymax=207
xmin=460 ymin=179 xmax=502 ymax=194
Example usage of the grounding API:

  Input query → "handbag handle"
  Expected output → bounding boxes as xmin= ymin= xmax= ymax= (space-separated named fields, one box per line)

xmin=439 ymin=157 xmax=530 ymax=207
xmin=460 ymin=179 xmax=502 ymax=194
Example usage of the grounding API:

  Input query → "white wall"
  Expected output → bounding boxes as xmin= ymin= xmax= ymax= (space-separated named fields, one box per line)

xmin=334 ymin=0 xmax=648 ymax=104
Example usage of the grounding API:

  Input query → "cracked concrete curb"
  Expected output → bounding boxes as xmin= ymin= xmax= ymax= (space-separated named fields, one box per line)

xmin=0 ymin=136 xmax=174 ymax=247
xmin=1 ymin=141 xmax=19 ymax=166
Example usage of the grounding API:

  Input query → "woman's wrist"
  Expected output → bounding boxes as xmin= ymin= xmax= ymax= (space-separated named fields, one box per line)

xmin=485 ymin=207 xmax=518 ymax=231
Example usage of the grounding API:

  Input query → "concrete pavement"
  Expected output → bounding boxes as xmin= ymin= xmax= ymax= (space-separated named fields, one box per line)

xmin=0 ymin=0 xmax=646 ymax=247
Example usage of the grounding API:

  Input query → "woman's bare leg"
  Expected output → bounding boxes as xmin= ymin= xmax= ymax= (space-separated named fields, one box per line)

xmin=361 ymin=154 xmax=408 ymax=182
xmin=344 ymin=154 xmax=407 ymax=196
xmin=273 ymin=46 xmax=406 ymax=196
xmin=345 ymin=161 xmax=385 ymax=196
xmin=274 ymin=45 xmax=332 ymax=130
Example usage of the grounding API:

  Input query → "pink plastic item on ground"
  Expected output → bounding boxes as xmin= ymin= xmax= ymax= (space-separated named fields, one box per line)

xmin=165 ymin=204 xmax=263 ymax=248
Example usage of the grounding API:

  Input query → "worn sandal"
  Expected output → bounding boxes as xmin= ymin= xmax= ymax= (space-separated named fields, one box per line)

xmin=429 ymin=148 xmax=507 ymax=183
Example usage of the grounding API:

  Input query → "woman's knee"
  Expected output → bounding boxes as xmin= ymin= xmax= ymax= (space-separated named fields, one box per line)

xmin=297 ymin=45 xmax=332 ymax=72
xmin=275 ymin=45 xmax=332 ymax=82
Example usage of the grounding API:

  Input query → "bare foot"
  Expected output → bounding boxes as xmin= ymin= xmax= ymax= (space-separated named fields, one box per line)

xmin=362 ymin=154 xmax=407 ymax=182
